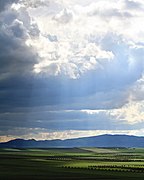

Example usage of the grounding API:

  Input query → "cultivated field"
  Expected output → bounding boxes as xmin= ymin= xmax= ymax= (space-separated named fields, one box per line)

xmin=0 ymin=147 xmax=144 ymax=179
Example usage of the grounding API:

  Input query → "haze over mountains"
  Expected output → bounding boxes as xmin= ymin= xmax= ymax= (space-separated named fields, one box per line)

xmin=0 ymin=134 xmax=143 ymax=148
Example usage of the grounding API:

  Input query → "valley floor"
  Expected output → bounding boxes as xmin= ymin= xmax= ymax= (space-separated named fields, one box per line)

xmin=0 ymin=147 xmax=144 ymax=180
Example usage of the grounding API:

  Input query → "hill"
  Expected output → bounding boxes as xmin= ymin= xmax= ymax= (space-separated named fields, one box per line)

xmin=0 ymin=134 xmax=143 ymax=148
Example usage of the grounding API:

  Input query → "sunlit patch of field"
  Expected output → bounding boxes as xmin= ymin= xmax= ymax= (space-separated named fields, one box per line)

xmin=0 ymin=148 xmax=144 ymax=180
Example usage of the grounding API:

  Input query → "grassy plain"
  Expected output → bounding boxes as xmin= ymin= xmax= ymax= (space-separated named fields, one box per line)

xmin=0 ymin=147 xmax=144 ymax=180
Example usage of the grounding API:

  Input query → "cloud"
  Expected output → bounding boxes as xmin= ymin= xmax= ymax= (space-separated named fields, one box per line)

xmin=110 ymin=101 xmax=144 ymax=124
xmin=124 ymin=0 xmax=144 ymax=10
xmin=53 ymin=8 xmax=73 ymax=24
xmin=20 ymin=0 xmax=49 ymax=8
xmin=0 ymin=102 xmax=143 ymax=132
xmin=24 ymin=0 xmax=144 ymax=81
xmin=1 ymin=0 xmax=144 ymax=98
xmin=0 ymin=0 xmax=144 ymax=139
xmin=0 ymin=3 xmax=40 ymax=77
xmin=0 ymin=0 xmax=19 ymax=12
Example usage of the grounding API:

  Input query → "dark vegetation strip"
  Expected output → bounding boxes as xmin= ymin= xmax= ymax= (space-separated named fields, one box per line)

xmin=63 ymin=166 xmax=144 ymax=173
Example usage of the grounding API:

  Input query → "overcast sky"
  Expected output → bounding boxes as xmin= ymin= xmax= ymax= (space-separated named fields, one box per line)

xmin=0 ymin=0 xmax=144 ymax=142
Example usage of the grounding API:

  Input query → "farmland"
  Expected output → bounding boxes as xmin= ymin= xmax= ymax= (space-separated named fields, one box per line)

xmin=0 ymin=147 xmax=144 ymax=179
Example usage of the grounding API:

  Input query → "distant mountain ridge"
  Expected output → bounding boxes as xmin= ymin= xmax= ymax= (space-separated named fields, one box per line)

xmin=0 ymin=134 xmax=144 ymax=148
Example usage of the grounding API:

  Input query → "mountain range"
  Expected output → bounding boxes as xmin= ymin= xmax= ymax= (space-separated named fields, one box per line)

xmin=0 ymin=134 xmax=143 ymax=148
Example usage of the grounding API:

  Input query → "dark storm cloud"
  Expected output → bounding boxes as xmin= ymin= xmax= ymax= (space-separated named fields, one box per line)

xmin=0 ymin=4 xmax=39 ymax=74
xmin=0 ymin=109 xmax=140 ymax=131
xmin=0 ymin=1 xmax=40 ymax=112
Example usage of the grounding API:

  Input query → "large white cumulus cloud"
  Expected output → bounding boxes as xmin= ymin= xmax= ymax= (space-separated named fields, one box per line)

xmin=23 ymin=0 xmax=144 ymax=80
xmin=2 ymin=0 xmax=144 ymax=80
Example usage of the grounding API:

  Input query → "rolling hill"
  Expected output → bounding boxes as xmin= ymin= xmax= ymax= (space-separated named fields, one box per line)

xmin=0 ymin=134 xmax=143 ymax=148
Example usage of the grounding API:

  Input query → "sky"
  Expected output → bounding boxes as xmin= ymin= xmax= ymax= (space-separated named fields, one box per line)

xmin=0 ymin=0 xmax=144 ymax=142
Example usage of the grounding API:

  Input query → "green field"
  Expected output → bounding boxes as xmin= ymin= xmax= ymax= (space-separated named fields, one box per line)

xmin=0 ymin=148 xmax=144 ymax=179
